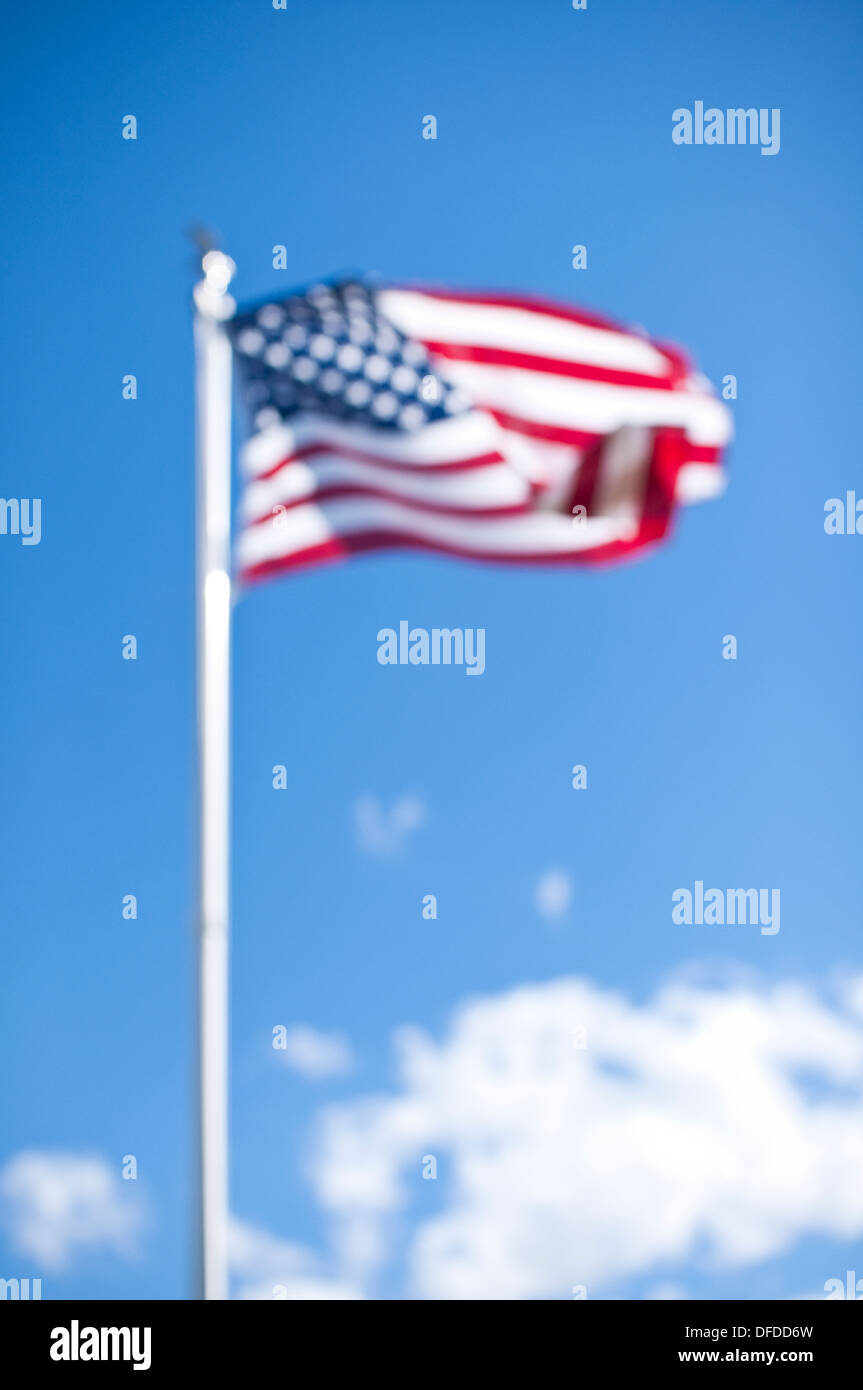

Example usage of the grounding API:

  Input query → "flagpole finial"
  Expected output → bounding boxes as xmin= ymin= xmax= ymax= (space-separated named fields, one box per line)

xmin=194 ymin=246 xmax=237 ymax=321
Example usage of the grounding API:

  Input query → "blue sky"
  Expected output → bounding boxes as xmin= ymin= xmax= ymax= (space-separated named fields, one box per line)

xmin=2 ymin=0 xmax=862 ymax=1300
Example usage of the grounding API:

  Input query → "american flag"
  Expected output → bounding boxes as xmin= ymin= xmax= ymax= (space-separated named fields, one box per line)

xmin=229 ymin=278 xmax=731 ymax=583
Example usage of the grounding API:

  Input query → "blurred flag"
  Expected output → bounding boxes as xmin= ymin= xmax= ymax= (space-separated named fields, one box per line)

xmin=229 ymin=279 xmax=731 ymax=582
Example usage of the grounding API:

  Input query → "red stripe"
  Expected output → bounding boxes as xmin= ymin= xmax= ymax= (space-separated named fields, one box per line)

xmin=246 ymin=483 xmax=530 ymax=527
xmin=640 ymin=426 xmax=686 ymax=534
xmin=254 ymin=439 xmax=507 ymax=482
xmin=238 ymin=430 xmax=687 ymax=584
xmin=566 ymin=426 xmax=690 ymax=525
xmin=239 ymin=527 xmax=663 ymax=584
xmin=683 ymin=444 xmax=722 ymax=464
xmin=248 ymin=429 xmax=723 ymax=538
xmin=392 ymin=281 xmax=647 ymax=335
xmin=489 ymin=407 xmax=723 ymax=468
xmin=567 ymin=436 xmax=605 ymax=521
xmin=424 ymin=339 xmax=680 ymax=390
xmin=486 ymin=408 xmax=601 ymax=450
xmin=388 ymin=282 xmax=692 ymax=378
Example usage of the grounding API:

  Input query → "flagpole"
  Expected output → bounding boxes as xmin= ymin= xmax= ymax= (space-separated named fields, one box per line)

xmin=193 ymin=247 xmax=236 ymax=1301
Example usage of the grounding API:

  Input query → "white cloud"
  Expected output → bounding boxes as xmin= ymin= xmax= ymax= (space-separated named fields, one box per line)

xmin=535 ymin=870 xmax=572 ymax=920
xmin=306 ymin=973 xmax=863 ymax=1299
xmin=276 ymin=1025 xmax=354 ymax=1081
xmin=840 ymin=974 xmax=863 ymax=1018
xmin=354 ymin=794 xmax=425 ymax=856
xmin=0 ymin=1151 xmax=145 ymax=1271
xmin=230 ymin=1217 xmax=361 ymax=1300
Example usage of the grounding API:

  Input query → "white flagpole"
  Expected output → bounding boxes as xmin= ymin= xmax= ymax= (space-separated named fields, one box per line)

xmin=193 ymin=248 xmax=236 ymax=1301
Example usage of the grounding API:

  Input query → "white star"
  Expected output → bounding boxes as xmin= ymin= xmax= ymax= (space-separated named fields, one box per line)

xmin=257 ymin=305 xmax=285 ymax=331
xmin=398 ymin=402 xmax=426 ymax=430
xmin=375 ymin=327 xmax=399 ymax=354
xmin=371 ymin=391 xmax=398 ymax=420
xmin=309 ymin=334 xmax=336 ymax=362
xmin=444 ymin=388 xmax=469 ymax=414
xmin=264 ymin=342 xmax=291 ymax=368
xmin=391 ymin=365 xmax=418 ymax=394
xmin=345 ymin=380 xmax=372 ymax=407
xmin=319 ymin=368 xmax=345 ymax=395
xmin=292 ymin=357 xmax=319 ymax=383
xmin=336 ymin=343 xmax=364 ymax=372
xmin=401 ymin=341 xmax=428 ymax=367
xmin=237 ymin=328 xmax=265 ymax=355
xmin=364 ymin=354 xmax=391 ymax=383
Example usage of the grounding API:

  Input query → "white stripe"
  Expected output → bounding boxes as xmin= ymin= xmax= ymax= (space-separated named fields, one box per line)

xmin=498 ymin=428 xmax=586 ymax=503
xmin=241 ymin=410 xmax=504 ymax=479
xmin=675 ymin=462 xmax=728 ymax=503
xmin=378 ymin=288 xmax=675 ymax=377
xmin=238 ymin=492 xmax=642 ymax=570
xmin=426 ymin=358 xmax=732 ymax=446
xmin=242 ymin=453 xmax=530 ymax=522
xmin=500 ymin=425 xmax=728 ymax=510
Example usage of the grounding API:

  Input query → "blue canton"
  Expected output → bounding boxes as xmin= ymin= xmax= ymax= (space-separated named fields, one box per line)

xmin=230 ymin=279 xmax=470 ymax=433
